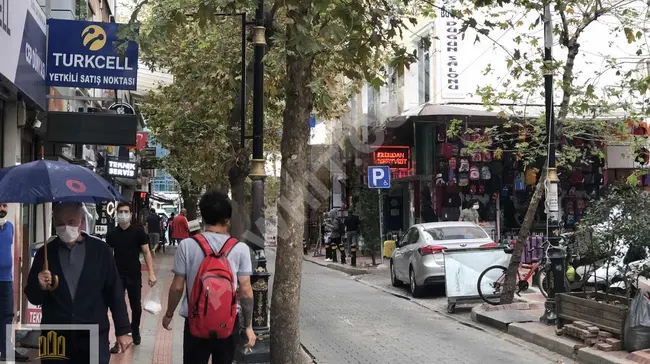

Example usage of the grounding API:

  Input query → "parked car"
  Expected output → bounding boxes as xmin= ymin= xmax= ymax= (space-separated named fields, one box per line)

xmin=390 ymin=222 xmax=496 ymax=297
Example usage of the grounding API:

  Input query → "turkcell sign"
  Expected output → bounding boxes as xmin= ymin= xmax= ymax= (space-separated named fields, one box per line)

xmin=46 ymin=19 xmax=139 ymax=90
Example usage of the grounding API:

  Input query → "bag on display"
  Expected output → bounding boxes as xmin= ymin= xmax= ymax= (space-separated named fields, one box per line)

xmin=469 ymin=166 xmax=480 ymax=180
xmin=480 ymin=166 xmax=492 ymax=180
xmin=458 ymin=173 xmax=469 ymax=186
xmin=459 ymin=159 xmax=470 ymax=172
xmin=514 ymin=174 xmax=525 ymax=191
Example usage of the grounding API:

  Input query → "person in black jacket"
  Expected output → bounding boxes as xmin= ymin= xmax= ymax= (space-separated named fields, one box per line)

xmin=25 ymin=202 xmax=132 ymax=364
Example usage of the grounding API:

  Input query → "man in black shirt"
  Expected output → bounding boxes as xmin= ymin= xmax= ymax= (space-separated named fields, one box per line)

xmin=106 ymin=202 xmax=157 ymax=353
xmin=344 ymin=210 xmax=361 ymax=267
xmin=146 ymin=209 xmax=163 ymax=254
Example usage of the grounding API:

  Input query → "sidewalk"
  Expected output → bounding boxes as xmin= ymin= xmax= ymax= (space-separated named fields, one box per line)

xmin=470 ymin=291 xmax=646 ymax=364
xmin=303 ymin=249 xmax=384 ymax=275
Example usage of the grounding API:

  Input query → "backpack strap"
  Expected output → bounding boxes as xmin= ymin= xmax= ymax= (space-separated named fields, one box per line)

xmin=192 ymin=234 xmax=215 ymax=257
xmin=217 ymin=237 xmax=239 ymax=257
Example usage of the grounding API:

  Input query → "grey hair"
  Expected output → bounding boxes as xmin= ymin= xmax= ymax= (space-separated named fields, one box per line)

xmin=52 ymin=201 xmax=84 ymax=216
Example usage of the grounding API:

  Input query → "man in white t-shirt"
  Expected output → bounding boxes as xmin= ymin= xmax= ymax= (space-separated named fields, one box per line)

xmin=162 ymin=191 xmax=256 ymax=364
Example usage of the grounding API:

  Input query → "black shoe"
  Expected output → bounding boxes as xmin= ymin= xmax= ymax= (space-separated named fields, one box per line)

xmin=110 ymin=343 xmax=119 ymax=354
xmin=133 ymin=333 xmax=141 ymax=345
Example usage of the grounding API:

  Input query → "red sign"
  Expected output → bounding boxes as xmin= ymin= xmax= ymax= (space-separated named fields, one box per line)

xmin=373 ymin=146 xmax=410 ymax=169
xmin=135 ymin=132 xmax=149 ymax=150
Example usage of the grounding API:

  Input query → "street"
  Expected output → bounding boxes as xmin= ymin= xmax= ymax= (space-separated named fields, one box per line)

xmin=266 ymin=249 xmax=570 ymax=364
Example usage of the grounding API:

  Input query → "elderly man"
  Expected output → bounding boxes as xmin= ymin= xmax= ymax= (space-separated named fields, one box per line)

xmin=25 ymin=202 xmax=132 ymax=363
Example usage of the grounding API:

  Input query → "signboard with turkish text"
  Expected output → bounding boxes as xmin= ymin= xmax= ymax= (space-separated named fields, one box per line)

xmin=46 ymin=19 xmax=139 ymax=90
xmin=106 ymin=158 xmax=138 ymax=179
xmin=373 ymin=146 xmax=410 ymax=169
xmin=437 ymin=0 xmax=465 ymax=99
xmin=26 ymin=249 xmax=41 ymax=325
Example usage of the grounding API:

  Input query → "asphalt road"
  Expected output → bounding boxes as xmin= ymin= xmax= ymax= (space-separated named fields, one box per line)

xmin=265 ymin=248 xmax=569 ymax=364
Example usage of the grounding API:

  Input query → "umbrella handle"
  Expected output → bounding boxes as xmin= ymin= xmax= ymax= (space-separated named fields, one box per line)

xmin=47 ymin=275 xmax=59 ymax=291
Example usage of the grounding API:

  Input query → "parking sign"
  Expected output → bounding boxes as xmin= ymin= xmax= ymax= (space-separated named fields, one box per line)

xmin=368 ymin=166 xmax=391 ymax=188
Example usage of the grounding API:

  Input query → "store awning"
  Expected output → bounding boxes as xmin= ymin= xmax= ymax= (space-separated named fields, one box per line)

xmin=386 ymin=103 xmax=507 ymax=128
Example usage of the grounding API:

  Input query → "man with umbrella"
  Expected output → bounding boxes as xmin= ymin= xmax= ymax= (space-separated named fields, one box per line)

xmin=25 ymin=201 xmax=132 ymax=363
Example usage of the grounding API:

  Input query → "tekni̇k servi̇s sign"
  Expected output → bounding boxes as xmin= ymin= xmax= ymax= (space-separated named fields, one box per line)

xmin=46 ymin=19 xmax=139 ymax=90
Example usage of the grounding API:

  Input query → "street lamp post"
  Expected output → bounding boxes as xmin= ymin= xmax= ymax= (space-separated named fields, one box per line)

xmin=539 ymin=1 xmax=566 ymax=325
xmin=248 ymin=0 xmax=272 ymax=346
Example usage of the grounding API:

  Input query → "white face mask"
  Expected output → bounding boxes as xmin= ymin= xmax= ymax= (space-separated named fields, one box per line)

xmin=473 ymin=204 xmax=480 ymax=210
xmin=0 ymin=218 xmax=7 ymax=226
xmin=56 ymin=225 xmax=80 ymax=243
xmin=117 ymin=213 xmax=131 ymax=224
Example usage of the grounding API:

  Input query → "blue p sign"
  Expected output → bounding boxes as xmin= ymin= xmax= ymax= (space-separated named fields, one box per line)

xmin=368 ymin=166 xmax=390 ymax=189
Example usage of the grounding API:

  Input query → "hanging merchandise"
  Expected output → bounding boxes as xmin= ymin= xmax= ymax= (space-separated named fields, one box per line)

xmin=459 ymin=158 xmax=470 ymax=172
xmin=482 ymin=151 xmax=493 ymax=162
xmin=448 ymin=168 xmax=456 ymax=186
xmin=472 ymin=151 xmax=482 ymax=163
xmin=458 ymin=173 xmax=469 ymax=186
xmin=449 ymin=157 xmax=457 ymax=169
xmin=469 ymin=166 xmax=480 ymax=180
xmin=514 ymin=173 xmax=525 ymax=191
xmin=500 ymin=185 xmax=510 ymax=197
xmin=441 ymin=142 xmax=453 ymax=158
xmin=525 ymin=168 xmax=537 ymax=185
xmin=470 ymin=185 xmax=477 ymax=194
xmin=481 ymin=166 xmax=492 ymax=180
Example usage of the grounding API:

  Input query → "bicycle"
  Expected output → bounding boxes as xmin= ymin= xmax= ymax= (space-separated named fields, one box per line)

xmin=477 ymin=244 xmax=551 ymax=305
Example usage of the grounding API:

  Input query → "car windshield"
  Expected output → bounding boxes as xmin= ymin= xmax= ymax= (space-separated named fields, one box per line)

xmin=424 ymin=226 xmax=489 ymax=241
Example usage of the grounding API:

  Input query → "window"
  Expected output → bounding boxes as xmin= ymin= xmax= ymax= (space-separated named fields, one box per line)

xmin=417 ymin=36 xmax=431 ymax=104
xmin=425 ymin=226 xmax=489 ymax=241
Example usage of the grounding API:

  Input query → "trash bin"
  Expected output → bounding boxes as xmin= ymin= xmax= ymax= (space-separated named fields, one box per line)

xmin=383 ymin=240 xmax=396 ymax=258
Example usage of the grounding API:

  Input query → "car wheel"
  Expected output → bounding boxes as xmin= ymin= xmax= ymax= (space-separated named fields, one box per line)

xmin=390 ymin=261 xmax=403 ymax=287
xmin=410 ymin=267 xmax=425 ymax=298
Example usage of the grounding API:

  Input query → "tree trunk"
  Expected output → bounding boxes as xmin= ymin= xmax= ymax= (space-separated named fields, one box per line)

xmin=499 ymin=32 xmax=581 ymax=304
xmin=181 ymin=186 xmax=199 ymax=221
xmin=270 ymin=4 xmax=314 ymax=363
xmin=229 ymin=171 xmax=250 ymax=240
xmin=499 ymin=171 xmax=546 ymax=304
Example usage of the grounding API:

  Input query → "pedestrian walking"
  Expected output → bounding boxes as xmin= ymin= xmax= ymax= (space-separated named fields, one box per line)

xmin=344 ymin=209 xmax=361 ymax=267
xmin=162 ymin=191 xmax=256 ymax=364
xmin=325 ymin=208 xmax=342 ymax=263
xmin=106 ymin=202 xmax=157 ymax=353
xmin=25 ymin=202 xmax=133 ymax=363
xmin=171 ymin=209 xmax=190 ymax=246
xmin=0 ymin=203 xmax=28 ymax=362
xmin=146 ymin=208 xmax=163 ymax=254
xmin=168 ymin=212 xmax=176 ymax=245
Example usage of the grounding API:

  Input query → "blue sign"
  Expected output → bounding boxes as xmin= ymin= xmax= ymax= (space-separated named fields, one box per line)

xmin=46 ymin=19 xmax=139 ymax=90
xmin=309 ymin=115 xmax=316 ymax=128
xmin=368 ymin=166 xmax=391 ymax=189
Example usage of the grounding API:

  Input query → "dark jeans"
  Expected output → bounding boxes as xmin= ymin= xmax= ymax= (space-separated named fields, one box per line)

xmin=0 ymin=281 xmax=12 ymax=355
xmin=183 ymin=319 xmax=239 ymax=364
xmin=120 ymin=274 xmax=142 ymax=336
xmin=39 ymin=330 xmax=110 ymax=364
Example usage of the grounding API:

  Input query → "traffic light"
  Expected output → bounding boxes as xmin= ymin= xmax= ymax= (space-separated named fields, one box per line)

xmin=136 ymin=191 xmax=149 ymax=209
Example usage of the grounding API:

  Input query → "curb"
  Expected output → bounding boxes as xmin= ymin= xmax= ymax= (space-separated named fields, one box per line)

xmin=302 ymin=255 xmax=369 ymax=276
xmin=471 ymin=305 xmax=634 ymax=364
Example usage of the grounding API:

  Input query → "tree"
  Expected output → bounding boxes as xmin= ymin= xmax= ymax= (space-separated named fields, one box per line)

xmin=439 ymin=0 xmax=650 ymax=303
xmin=270 ymin=1 xmax=419 ymax=362
xmin=355 ymin=188 xmax=381 ymax=265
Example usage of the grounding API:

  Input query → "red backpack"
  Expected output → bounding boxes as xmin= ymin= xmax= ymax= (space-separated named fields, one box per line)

xmin=187 ymin=234 xmax=239 ymax=339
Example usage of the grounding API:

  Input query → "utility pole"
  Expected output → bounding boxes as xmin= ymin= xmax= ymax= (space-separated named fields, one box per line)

xmin=540 ymin=1 xmax=566 ymax=325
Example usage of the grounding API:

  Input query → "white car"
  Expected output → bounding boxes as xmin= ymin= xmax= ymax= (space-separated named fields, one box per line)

xmin=390 ymin=222 xmax=496 ymax=297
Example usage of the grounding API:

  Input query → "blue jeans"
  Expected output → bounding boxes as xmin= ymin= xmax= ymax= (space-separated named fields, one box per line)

xmin=0 ymin=281 xmax=13 ymax=355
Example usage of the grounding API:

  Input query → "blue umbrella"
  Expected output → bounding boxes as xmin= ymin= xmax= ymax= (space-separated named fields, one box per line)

xmin=0 ymin=159 xmax=124 ymax=291
xmin=0 ymin=159 xmax=123 ymax=204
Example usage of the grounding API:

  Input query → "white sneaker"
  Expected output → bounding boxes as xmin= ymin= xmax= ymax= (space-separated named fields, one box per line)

xmin=324 ymin=258 xmax=332 ymax=262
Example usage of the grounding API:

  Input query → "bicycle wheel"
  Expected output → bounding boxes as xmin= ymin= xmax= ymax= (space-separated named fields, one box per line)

xmin=477 ymin=265 xmax=508 ymax=305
